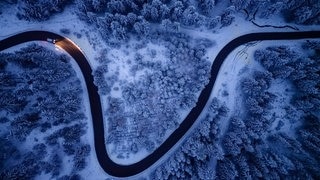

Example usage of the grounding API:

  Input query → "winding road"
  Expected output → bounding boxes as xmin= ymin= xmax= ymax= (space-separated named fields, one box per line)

xmin=1 ymin=30 xmax=320 ymax=177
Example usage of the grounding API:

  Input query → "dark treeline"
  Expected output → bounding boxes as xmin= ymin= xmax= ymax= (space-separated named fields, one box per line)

xmin=151 ymin=40 xmax=320 ymax=179
xmin=2 ymin=0 xmax=319 ymax=27
xmin=0 ymin=44 xmax=90 ymax=179
xmin=151 ymin=98 xmax=229 ymax=179
xmin=232 ymin=0 xmax=320 ymax=25
xmin=216 ymin=41 xmax=320 ymax=179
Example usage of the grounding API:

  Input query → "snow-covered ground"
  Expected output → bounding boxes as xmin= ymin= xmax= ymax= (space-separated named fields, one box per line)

xmin=0 ymin=42 xmax=108 ymax=178
xmin=212 ymin=39 xmax=314 ymax=137
xmin=102 ymin=14 xmax=299 ymax=164
xmin=63 ymin=47 xmax=109 ymax=179
xmin=246 ymin=40 xmax=311 ymax=137
xmin=0 ymin=4 xmax=104 ymax=70
xmin=1 ymin=2 xmax=319 ymax=178
xmin=0 ymin=7 xmax=109 ymax=178
xmin=102 ymin=36 xmax=216 ymax=164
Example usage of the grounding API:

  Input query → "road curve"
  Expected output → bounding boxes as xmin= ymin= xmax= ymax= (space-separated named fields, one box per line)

xmin=1 ymin=31 xmax=320 ymax=177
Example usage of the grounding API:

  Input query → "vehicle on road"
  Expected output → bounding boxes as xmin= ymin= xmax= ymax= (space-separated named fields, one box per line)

xmin=47 ymin=38 xmax=56 ymax=44
xmin=1 ymin=30 xmax=320 ymax=178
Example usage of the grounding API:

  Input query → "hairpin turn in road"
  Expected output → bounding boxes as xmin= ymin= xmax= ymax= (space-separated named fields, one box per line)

xmin=1 ymin=30 xmax=320 ymax=177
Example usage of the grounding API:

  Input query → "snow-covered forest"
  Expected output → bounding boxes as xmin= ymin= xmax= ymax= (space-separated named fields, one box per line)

xmin=216 ymin=41 xmax=320 ymax=179
xmin=0 ymin=0 xmax=319 ymax=179
xmin=0 ymin=44 xmax=90 ymax=179
xmin=2 ymin=0 xmax=320 ymax=25
xmin=99 ymin=33 xmax=214 ymax=161
xmin=151 ymin=40 xmax=320 ymax=179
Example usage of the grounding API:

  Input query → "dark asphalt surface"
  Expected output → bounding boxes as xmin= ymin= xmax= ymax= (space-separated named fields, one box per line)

xmin=1 ymin=30 xmax=320 ymax=177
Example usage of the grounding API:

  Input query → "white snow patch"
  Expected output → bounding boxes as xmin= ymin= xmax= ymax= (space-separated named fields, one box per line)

xmin=0 ymin=4 xmax=106 ymax=70
xmin=1 ymin=4 xmax=319 ymax=178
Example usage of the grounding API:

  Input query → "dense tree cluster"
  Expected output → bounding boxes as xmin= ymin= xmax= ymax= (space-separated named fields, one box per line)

xmin=151 ymin=41 xmax=320 ymax=179
xmin=87 ymin=6 xmax=217 ymax=161
xmin=14 ymin=0 xmax=70 ymax=21
xmin=0 ymin=44 xmax=85 ymax=141
xmin=0 ymin=44 xmax=90 ymax=178
xmin=255 ymin=44 xmax=320 ymax=112
xmin=240 ymin=71 xmax=276 ymax=138
xmin=0 ymin=137 xmax=20 ymax=170
xmin=4 ymin=0 xmax=319 ymax=27
xmin=1 ymin=151 xmax=45 ymax=179
xmin=151 ymin=98 xmax=228 ymax=179
xmin=231 ymin=0 xmax=320 ymax=25
xmin=76 ymin=0 xmax=234 ymax=41
xmin=215 ymin=42 xmax=320 ymax=179
xmin=217 ymin=121 xmax=320 ymax=179
xmin=73 ymin=144 xmax=91 ymax=172
xmin=93 ymin=64 xmax=114 ymax=95
xmin=102 ymin=33 xmax=213 ymax=157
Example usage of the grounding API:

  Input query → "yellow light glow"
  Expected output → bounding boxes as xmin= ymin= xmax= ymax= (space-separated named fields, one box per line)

xmin=54 ymin=41 xmax=63 ymax=49
xmin=65 ymin=38 xmax=83 ymax=53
